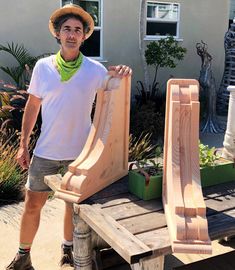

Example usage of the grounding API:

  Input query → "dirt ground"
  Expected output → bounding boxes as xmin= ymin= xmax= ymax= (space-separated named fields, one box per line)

xmin=0 ymin=199 xmax=65 ymax=270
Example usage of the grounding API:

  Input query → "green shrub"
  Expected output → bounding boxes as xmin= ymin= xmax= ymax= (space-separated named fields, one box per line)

xmin=133 ymin=37 xmax=187 ymax=142
xmin=0 ymin=134 xmax=27 ymax=204
xmin=0 ymin=82 xmax=41 ymax=143
xmin=129 ymin=132 xmax=157 ymax=162
xmin=132 ymin=142 xmax=220 ymax=176
xmin=199 ymin=142 xmax=220 ymax=168
xmin=130 ymin=101 xmax=165 ymax=143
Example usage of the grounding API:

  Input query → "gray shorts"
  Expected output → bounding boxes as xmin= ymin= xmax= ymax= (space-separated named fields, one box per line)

xmin=25 ymin=155 xmax=73 ymax=192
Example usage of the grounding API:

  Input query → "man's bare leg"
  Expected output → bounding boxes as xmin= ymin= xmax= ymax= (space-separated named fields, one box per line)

xmin=64 ymin=202 xmax=74 ymax=242
xmin=60 ymin=202 xmax=74 ymax=269
xmin=5 ymin=190 xmax=48 ymax=270
xmin=20 ymin=190 xmax=48 ymax=244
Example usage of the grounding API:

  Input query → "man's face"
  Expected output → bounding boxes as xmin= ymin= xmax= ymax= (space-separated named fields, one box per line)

xmin=57 ymin=18 xmax=86 ymax=51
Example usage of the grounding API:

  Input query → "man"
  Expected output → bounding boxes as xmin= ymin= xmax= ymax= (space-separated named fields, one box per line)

xmin=6 ymin=4 xmax=132 ymax=270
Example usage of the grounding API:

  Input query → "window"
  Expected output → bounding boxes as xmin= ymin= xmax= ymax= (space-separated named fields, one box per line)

xmin=146 ymin=2 xmax=180 ymax=39
xmin=61 ymin=0 xmax=103 ymax=58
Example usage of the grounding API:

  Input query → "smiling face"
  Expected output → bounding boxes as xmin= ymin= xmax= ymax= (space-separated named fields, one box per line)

xmin=56 ymin=18 xmax=86 ymax=53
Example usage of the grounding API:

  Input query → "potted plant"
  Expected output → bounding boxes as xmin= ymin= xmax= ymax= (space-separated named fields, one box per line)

xmin=128 ymin=142 xmax=235 ymax=200
xmin=128 ymin=146 xmax=163 ymax=200
xmin=199 ymin=143 xmax=235 ymax=187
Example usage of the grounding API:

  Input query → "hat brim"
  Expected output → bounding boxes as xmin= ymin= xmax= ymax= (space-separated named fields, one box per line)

xmin=49 ymin=4 xmax=94 ymax=40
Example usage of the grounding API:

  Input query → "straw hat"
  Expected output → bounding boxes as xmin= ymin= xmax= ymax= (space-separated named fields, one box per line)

xmin=49 ymin=4 xmax=94 ymax=39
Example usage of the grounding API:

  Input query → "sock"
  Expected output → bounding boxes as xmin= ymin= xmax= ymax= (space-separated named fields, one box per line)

xmin=18 ymin=243 xmax=32 ymax=255
xmin=62 ymin=239 xmax=73 ymax=249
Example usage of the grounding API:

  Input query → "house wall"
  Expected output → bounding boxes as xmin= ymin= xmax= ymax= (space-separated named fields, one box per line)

xmin=0 ymin=0 xmax=230 ymax=93
xmin=104 ymin=0 xmax=230 ymax=92
xmin=0 ymin=0 xmax=59 ymax=83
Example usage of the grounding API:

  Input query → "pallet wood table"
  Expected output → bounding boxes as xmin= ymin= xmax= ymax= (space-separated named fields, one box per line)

xmin=46 ymin=175 xmax=235 ymax=270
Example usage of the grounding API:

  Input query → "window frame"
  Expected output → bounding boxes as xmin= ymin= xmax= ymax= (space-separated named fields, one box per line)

xmin=145 ymin=1 xmax=181 ymax=40
xmin=60 ymin=0 xmax=104 ymax=60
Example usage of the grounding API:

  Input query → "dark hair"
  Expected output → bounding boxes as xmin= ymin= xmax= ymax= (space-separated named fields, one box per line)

xmin=53 ymin=13 xmax=90 ymax=44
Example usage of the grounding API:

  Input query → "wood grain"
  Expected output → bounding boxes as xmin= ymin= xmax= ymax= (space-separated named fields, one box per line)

xmin=45 ymin=74 xmax=131 ymax=203
xmin=163 ymin=79 xmax=212 ymax=254
xmin=79 ymin=204 xmax=152 ymax=264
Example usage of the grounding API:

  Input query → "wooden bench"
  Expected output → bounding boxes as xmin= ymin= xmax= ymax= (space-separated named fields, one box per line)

xmin=45 ymin=175 xmax=235 ymax=270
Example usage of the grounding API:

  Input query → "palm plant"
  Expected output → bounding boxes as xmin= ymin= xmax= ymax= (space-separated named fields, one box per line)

xmin=0 ymin=42 xmax=50 ymax=89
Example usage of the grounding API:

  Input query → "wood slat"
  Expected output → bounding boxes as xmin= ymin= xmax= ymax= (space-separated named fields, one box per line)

xmin=173 ymin=250 xmax=235 ymax=270
xmin=103 ymin=199 xmax=163 ymax=221
xmin=98 ymin=193 xmax=140 ymax=208
xmin=203 ymin=181 xmax=235 ymax=200
xmin=205 ymin=194 xmax=235 ymax=213
xmin=88 ymin=177 xmax=129 ymax=201
xmin=79 ymin=204 xmax=152 ymax=264
xmin=208 ymin=209 xmax=235 ymax=240
xmin=119 ymin=211 xmax=166 ymax=235
xmin=130 ymin=209 xmax=235 ymax=256
xmin=136 ymin=227 xmax=171 ymax=256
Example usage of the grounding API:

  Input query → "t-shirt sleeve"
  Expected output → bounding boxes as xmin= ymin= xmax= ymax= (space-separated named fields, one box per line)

xmin=27 ymin=61 xmax=42 ymax=98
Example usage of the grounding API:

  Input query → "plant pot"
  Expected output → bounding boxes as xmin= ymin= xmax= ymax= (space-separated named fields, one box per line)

xmin=200 ymin=160 xmax=235 ymax=187
xmin=128 ymin=170 xmax=162 ymax=200
xmin=128 ymin=160 xmax=235 ymax=200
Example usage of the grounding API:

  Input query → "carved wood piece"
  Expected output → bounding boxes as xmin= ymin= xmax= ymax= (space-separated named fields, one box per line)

xmin=163 ymin=79 xmax=212 ymax=254
xmin=45 ymin=74 xmax=131 ymax=203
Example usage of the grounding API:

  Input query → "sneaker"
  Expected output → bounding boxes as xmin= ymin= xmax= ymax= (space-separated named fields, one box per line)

xmin=6 ymin=253 xmax=32 ymax=270
xmin=60 ymin=246 xmax=74 ymax=269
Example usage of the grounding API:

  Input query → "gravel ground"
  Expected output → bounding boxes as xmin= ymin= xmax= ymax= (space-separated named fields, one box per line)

xmin=0 ymin=198 xmax=65 ymax=270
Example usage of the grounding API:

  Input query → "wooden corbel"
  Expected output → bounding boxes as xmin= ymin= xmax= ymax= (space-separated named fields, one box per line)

xmin=163 ymin=79 xmax=212 ymax=254
xmin=45 ymin=73 xmax=131 ymax=203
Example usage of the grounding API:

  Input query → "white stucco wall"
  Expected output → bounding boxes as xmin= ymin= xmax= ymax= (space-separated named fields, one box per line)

xmin=104 ymin=0 xmax=230 ymax=92
xmin=0 ymin=0 xmax=230 ymax=92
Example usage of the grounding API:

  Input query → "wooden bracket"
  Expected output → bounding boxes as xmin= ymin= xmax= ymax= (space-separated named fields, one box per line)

xmin=163 ymin=79 xmax=212 ymax=254
xmin=45 ymin=74 xmax=131 ymax=203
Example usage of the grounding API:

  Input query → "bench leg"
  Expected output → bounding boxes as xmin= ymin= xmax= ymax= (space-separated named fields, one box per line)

xmin=73 ymin=211 xmax=92 ymax=270
xmin=131 ymin=255 xmax=164 ymax=270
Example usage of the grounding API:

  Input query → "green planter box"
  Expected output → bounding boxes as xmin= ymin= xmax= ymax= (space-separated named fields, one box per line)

xmin=200 ymin=161 xmax=235 ymax=187
xmin=128 ymin=160 xmax=235 ymax=200
xmin=128 ymin=170 xmax=162 ymax=200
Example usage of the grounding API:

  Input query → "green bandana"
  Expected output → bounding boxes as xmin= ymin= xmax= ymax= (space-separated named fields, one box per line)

xmin=56 ymin=51 xmax=83 ymax=82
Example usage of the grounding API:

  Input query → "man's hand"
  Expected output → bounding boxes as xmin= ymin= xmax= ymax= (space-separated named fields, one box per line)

xmin=16 ymin=146 xmax=30 ymax=170
xmin=108 ymin=65 xmax=132 ymax=78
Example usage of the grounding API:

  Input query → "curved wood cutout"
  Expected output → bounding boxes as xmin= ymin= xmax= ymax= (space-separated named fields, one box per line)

xmin=54 ymin=74 xmax=131 ymax=203
xmin=163 ymin=79 xmax=212 ymax=254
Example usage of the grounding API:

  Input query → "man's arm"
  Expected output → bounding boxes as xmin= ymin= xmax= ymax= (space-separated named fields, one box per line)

xmin=16 ymin=94 xmax=41 ymax=169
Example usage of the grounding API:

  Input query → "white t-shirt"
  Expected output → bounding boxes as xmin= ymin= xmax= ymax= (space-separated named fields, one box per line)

xmin=28 ymin=55 xmax=107 ymax=160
